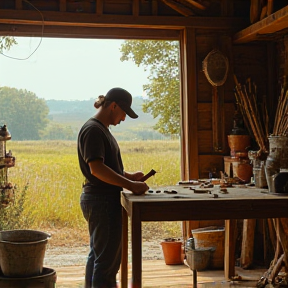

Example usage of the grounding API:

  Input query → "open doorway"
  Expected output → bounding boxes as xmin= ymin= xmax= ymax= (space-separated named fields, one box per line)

xmin=0 ymin=37 xmax=182 ymax=286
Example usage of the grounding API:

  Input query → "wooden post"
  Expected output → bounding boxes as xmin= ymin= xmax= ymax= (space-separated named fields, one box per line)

xmin=224 ymin=219 xmax=237 ymax=279
xmin=240 ymin=219 xmax=256 ymax=268
xmin=121 ymin=207 xmax=128 ymax=288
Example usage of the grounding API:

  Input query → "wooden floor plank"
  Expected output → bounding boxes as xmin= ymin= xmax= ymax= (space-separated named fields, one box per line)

xmin=53 ymin=260 xmax=266 ymax=288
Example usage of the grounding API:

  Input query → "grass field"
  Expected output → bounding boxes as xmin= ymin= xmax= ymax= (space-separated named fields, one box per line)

xmin=3 ymin=140 xmax=182 ymax=240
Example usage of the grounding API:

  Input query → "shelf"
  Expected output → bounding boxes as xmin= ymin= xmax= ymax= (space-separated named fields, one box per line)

xmin=233 ymin=5 xmax=288 ymax=44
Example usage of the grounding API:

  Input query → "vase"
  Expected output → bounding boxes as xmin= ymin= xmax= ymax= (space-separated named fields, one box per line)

xmin=265 ymin=136 xmax=288 ymax=193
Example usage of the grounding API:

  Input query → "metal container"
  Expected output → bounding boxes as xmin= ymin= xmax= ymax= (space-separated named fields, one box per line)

xmin=192 ymin=226 xmax=225 ymax=269
xmin=186 ymin=248 xmax=213 ymax=271
xmin=0 ymin=267 xmax=56 ymax=288
xmin=0 ymin=230 xmax=50 ymax=277
xmin=253 ymin=159 xmax=267 ymax=188
xmin=265 ymin=136 xmax=288 ymax=193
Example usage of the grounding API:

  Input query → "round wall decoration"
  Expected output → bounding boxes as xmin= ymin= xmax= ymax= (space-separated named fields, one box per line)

xmin=202 ymin=49 xmax=229 ymax=87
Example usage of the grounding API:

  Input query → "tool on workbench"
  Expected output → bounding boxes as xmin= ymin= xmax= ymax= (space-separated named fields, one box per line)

xmin=140 ymin=169 xmax=156 ymax=182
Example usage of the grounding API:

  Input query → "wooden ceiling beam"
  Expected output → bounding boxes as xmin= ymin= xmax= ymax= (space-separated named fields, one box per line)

xmin=0 ymin=23 xmax=180 ymax=40
xmin=0 ymin=9 xmax=245 ymax=30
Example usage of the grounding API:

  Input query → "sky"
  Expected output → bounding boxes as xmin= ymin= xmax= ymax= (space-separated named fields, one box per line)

xmin=0 ymin=37 xmax=149 ymax=101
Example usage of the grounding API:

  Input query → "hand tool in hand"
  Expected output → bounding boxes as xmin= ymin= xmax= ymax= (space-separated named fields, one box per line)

xmin=140 ymin=169 xmax=156 ymax=182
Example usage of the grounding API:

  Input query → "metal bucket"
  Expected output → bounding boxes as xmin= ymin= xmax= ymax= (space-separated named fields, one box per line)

xmin=0 ymin=229 xmax=50 ymax=277
xmin=186 ymin=248 xmax=213 ymax=271
xmin=192 ymin=226 xmax=225 ymax=269
xmin=253 ymin=159 xmax=267 ymax=188
xmin=0 ymin=267 xmax=56 ymax=288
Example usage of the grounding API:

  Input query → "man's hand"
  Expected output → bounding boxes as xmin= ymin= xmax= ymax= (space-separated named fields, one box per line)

xmin=129 ymin=181 xmax=149 ymax=195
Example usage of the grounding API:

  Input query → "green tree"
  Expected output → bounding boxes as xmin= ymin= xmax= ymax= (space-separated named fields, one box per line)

xmin=120 ymin=40 xmax=180 ymax=135
xmin=0 ymin=87 xmax=49 ymax=140
xmin=40 ymin=122 xmax=76 ymax=140
xmin=0 ymin=36 xmax=17 ymax=52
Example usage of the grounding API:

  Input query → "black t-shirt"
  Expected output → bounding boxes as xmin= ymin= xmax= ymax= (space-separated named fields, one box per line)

xmin=77 ymin=117 xmax=124 ymax=192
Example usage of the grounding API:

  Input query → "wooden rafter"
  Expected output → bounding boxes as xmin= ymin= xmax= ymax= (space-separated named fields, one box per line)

xmin=185 ymin=0 xmax=207 ymax=10
xmin=160 ymin=0 xmax=195 ymax=16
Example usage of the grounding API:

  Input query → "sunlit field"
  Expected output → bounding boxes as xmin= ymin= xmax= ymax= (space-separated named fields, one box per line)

xmin=6 ymin=140 xmax=182 ymax=239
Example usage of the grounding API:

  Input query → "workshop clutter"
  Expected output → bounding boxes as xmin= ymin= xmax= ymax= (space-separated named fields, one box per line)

xmin=224 ymin=134 xmax=253 ymax=183
xmin=248 ymin=150 xmax=267 ymax=188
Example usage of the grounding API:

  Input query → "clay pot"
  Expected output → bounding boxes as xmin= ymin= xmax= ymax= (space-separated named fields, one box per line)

xmin=160 ymin=240 xmax=183 ymax=265
xmin=227 ymin=135 xmax=250 ymax=157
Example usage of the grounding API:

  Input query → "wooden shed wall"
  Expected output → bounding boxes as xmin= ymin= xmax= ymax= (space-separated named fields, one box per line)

xmin=184 ymin=29 xmax=269 ymax=179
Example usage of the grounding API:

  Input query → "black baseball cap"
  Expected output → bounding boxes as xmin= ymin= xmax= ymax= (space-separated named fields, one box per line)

xmin=105 ymin=87 xmax=138 ymax=119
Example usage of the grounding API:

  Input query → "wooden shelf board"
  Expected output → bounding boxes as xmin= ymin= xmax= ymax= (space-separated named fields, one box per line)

xmin=233 ymin=5 xmax=288 ymax=44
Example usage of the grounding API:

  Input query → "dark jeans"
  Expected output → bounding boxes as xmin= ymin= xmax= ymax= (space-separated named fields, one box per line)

xmin=80 ymin=192 xmax=122 ymax=288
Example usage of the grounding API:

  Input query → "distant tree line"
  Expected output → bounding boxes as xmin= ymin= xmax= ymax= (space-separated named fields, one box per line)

xmin=0 ymin=87 xmax=75 ymax=140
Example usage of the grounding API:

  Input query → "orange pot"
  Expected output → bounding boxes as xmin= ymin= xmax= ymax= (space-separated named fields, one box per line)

xmin=160 ymin=241 xmax=183 ymax=265
xmin=227 ymin=135 xmax=251 ymax=157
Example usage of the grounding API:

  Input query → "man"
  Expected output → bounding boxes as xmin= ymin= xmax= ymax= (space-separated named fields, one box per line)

xmin=77 ymin=87 xmax=149 ymax=288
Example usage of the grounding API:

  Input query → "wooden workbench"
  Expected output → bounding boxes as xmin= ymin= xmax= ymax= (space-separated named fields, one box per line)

xmin=120 ymin=185 xmax=288 ymax=288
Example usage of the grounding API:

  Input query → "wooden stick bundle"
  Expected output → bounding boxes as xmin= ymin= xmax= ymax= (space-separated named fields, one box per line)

xmin=234 ymin=75 xmax=269 ymax=154
xmin=273 ymin=84 xmax=288 ymax=136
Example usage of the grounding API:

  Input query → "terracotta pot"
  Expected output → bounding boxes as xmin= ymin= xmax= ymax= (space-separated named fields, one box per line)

xmin=227 ymin=135 xmax=251 ymax=157
xmin=160 ymin=241 xmax=183 ymax=265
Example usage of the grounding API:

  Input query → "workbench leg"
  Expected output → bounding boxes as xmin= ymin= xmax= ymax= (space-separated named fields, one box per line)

xmin=131 ymin=212 xmax=142 ymax=288
xmin=121 ymin=207 xmax=128 ymax=288
xmin=224 ymin=219 xmax=237 ymax=279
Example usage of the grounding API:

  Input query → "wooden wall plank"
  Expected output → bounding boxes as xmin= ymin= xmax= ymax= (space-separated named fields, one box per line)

xmin=198 ymin=155 xmax=224 ymax=178
xmin=180 ymin=27 xmax=199 ymax=180
xmin=197 ymin=103 xmax=212 ymax=130
xmin=198 ymin=131 xmax=213 ymax=153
